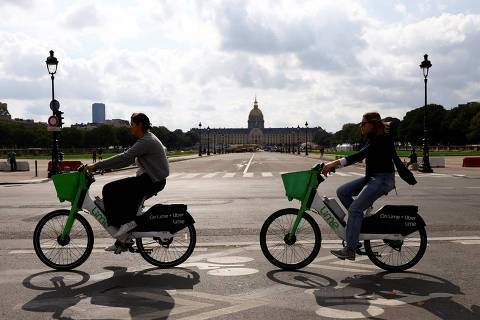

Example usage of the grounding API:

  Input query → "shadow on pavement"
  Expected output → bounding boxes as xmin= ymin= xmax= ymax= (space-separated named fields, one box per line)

xmin=22 ymin=266 xmax=200 ymax=319
xmin=267 ymin=269 xmax=479 ymax=319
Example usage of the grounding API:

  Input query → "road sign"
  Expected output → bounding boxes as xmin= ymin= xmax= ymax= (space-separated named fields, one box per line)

xmin=47 ymin=127 xmax=62 ymax=131
xmin=48 ymin=115 xmax=59 ymax=127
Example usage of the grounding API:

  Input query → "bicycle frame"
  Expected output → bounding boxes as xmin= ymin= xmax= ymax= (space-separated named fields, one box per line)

xmin=287 ymin=167 xmax=406 ymax=242
xmin=58 ymin=171 xmax=115 ymax=241
xmin=57 ymin=171 xmax=174 ymax=242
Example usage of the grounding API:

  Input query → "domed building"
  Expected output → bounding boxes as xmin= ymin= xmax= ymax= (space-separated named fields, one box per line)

xmin=248 ymin=98 xmax=264 ymax=129
xmin=196 ymin=98 xmax=318 ymax=152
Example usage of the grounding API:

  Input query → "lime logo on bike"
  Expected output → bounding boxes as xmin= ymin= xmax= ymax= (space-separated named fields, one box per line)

xmin=320 ymin=206 xmax=339 ymax=229
xmin=91 ymin=207 xmax=108 ymax=228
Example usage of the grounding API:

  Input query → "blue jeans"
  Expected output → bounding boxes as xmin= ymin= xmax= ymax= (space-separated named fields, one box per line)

xmin=336 ymin=173 xmax=395 ymax=249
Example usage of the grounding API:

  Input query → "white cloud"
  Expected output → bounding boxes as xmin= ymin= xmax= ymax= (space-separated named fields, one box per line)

xmin=0 ymin=0 xmax=479 ymax=134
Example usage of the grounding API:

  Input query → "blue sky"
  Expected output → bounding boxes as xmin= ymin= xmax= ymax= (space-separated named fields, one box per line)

xmin=1 ymin=0 xmax=479 ymax=132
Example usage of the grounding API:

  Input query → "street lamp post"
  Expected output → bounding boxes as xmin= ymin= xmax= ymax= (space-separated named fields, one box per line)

xmin=305 ymin=121 xmax=309 ymax=156
xmin=46 ymin=50 xmax=62 ymax=177
xmin=198 ymin=122 xmax=202 ymax=156
xmin=419 ymin=54 xmax=433 ymax=173
xmin=207 ymin=126 xmax=211 ymax=155
xmin=297 ymin=125 xmax=300 ymax=154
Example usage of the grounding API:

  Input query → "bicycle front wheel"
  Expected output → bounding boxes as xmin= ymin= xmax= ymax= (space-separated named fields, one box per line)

xmin=260 ymin=208 xmax=321 ymax=270
xmin=33 ymin=210 xmax=94 ymax=270
xmin=136 ymin=224 xmax=196 ymax=268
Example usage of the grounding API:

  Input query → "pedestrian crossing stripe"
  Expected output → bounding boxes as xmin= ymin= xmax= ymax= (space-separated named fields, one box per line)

xmin=333 ymin=172 xmax=350 ymax=177
xmin=223 ymin=172 xmax=236 ymax=178
xmin=203 ymin=172 xmax=220 ymax=178
xmin=96 ymin=171 xmax=472 ymax=180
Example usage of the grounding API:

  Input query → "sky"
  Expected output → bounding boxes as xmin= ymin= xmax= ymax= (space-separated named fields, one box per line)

xmin=1 ymin=0 xmax=480 ymax=133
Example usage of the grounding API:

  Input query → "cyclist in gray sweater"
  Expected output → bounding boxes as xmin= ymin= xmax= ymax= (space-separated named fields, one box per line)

xmin=85 ymin=112 xmax=169 ymax=251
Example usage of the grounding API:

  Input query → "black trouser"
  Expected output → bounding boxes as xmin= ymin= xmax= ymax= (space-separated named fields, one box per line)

xmin=10 ymin=160 xmax=17 ymax=171
xmin=102 ymin=173 xmax=166 ymax=226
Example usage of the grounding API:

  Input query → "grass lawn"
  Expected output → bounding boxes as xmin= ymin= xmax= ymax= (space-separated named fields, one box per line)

xmin=16 ymin=151 xmax=198 ymax=159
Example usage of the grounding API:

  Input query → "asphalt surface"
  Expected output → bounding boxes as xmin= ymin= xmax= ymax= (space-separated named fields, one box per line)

xmin=0 ymin=152 xmax=479 ymax=319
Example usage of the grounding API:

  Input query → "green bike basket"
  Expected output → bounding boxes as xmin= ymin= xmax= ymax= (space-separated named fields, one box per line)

xmin=281 ymin=170 xmax=313 ymax=201
xmin=51 ymin=172 xmax=81 ymax=202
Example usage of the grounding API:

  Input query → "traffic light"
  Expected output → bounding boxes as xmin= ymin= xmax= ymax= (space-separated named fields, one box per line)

xmin=55 ymin=110 xmax=64 ymax=128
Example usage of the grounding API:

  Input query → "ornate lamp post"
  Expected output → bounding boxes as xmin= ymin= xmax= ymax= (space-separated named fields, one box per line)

xmin=419 ymin=54 xmax=433 ymax=173
xmin=198 ymin=122 xmax=202 ymax=156
xmin=297 ymin=125 xmax=300 ymax=154
xmin=46 ymin=50 xmax=63 ymax=177
xmin=305 ymin=121 xmax=309 ymax=156
xmin=207 ymin=126 xmax=211 ymax=155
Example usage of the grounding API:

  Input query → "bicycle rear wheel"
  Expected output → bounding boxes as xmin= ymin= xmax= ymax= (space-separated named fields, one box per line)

xmin=33 ymin=210 xmax=94 ymax=270
xmin=364 ymin=227 xmax=427 ymax=271
xmin=260 ymin=208 xmax=321 ymax=270
xmin=136 ymin=224 xmax=196 ymax=268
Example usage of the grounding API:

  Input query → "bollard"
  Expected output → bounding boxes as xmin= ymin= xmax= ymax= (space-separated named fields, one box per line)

xmin=35 ymin=160 xmax=38 ymax=177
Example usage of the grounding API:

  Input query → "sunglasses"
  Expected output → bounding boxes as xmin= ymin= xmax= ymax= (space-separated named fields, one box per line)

xmin=360 ymin=121 xmax=370 ymax=127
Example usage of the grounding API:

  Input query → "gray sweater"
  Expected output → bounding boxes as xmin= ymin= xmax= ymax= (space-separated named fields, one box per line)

xmin=95 ymin=132 xmax=169 ymax=182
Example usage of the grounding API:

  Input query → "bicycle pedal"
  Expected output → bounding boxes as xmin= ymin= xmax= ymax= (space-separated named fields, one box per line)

xmin=356 ymin=248 xmax=367 ymax=256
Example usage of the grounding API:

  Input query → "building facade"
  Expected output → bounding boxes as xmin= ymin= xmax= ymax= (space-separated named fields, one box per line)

xmin=92 ymin=103 xmax=106 ymax=124
xmin=195 ymin=98 xmax=318 ymax=149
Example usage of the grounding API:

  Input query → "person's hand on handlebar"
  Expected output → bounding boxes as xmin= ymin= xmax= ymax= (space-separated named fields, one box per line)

xmin=321 ymin=160 xmax=340 ymax=176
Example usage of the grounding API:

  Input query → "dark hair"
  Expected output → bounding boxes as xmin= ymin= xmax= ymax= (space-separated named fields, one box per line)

xmin=131 ymin=112 xmax=152 ymax=132
xmin=363 ymin=111 xmax=390 ymax=134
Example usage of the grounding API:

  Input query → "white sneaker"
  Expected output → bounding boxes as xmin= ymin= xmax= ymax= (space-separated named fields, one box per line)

xmin=104 ymin=239 xmax=133 ymax=253
xmin=114 ymin=221 xmax=138 ymax=238
xmin=104 ymin=243 xmax=118 ymax=252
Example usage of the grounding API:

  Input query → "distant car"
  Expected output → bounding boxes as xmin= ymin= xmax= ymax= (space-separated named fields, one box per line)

xmin=336 ymin=143 xmax=353 ymax=151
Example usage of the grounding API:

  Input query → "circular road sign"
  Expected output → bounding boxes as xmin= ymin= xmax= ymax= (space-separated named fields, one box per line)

xmin=48 ymin=115 xmax=59 ymax=127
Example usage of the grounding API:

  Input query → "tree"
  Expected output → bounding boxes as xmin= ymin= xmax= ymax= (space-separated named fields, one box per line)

xmin=467 ymin=111 xmax=480 ymax=143
xmin=313 ymin=128 xmax=332 ymax=147
xmin=447 ymin=102 xmax=480 ymax=144
xmin=61 ymin=127 xmax=84 ymax=148
xmin=397 ymin=104 xmax=446 ymax=145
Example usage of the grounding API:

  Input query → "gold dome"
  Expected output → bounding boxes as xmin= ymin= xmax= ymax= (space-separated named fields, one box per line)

xmin=248 ymin=98 xmax=264 ymax=129
xmin=249 ymin=98 xmax=263 ymax=118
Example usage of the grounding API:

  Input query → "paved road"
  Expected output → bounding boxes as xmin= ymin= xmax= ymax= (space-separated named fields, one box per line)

xmin=1 ymin=152 xmax=479 ymax=319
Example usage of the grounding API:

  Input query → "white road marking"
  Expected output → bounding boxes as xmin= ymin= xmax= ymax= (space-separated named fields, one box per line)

xmin=333 ymin=172 xmax=351 ymax=177
xmin=207 ymin=268 xmax=259 ymax=276
xmin=243 ymin=172 xmax=254 ymax=178
xmin=261 ymin=172 xmax=273 ymax=177
xmin=465 ymin=187 xmax=480 ymax=189
xmin=181 ymin=173 xmax=201 ymax=179
xmin=203 ymin=172 xmax=220 ymax=178
xmin=207 ymin=256 xmax=254 ymax=264
xmin=348 ymin=172 xmax=364 ymax=176
xmin=243 ymin=153 xmax=255 ymax=174
xmin=169 ymin=173 xmax=184 ymax=178
xmin=452 ymin=240 xmax=480 ymax=245
xmin=223 ymin=173 xmax=236 ymax=178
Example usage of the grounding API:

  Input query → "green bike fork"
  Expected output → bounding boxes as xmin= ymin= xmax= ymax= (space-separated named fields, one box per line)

xmin=60 ymin=186 xmax=84 ymax=242
xmin=287 ymin=189 xmax=314 ymax=242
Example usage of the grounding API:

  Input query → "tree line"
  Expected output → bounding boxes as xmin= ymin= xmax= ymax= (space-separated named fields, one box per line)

xmin=313 ymin=102 xmax=480 ymax=147
xmin=1 ymin=101 xmax=479 ymax=150
xmin=0 ymin=123 xmax=200 ymax=150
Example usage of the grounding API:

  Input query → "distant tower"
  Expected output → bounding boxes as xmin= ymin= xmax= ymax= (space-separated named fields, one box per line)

xmin=92 ymin=103 xmax=105 ymax=124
